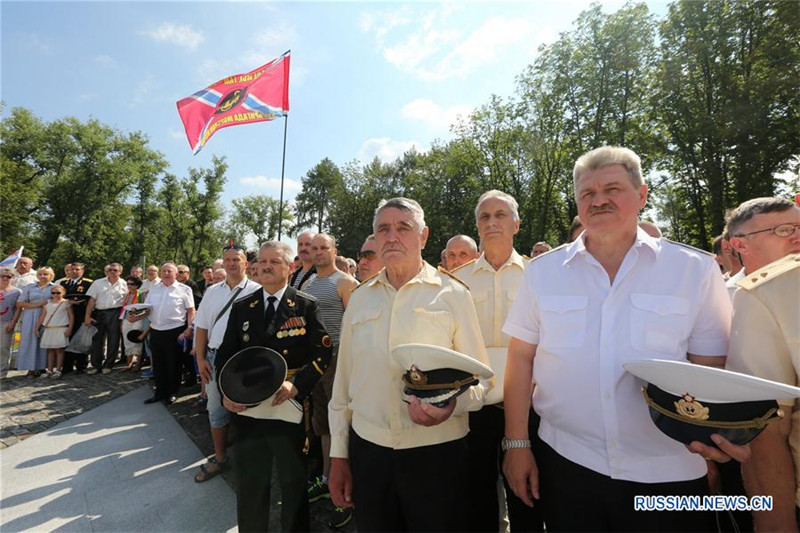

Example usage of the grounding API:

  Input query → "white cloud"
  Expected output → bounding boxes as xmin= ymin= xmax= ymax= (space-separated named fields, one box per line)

xmin=19 ymin=32 xmax=53 ymax=55
xmin=168 ymin=128 xmax=186 ymax=140
xmin=129 ymin=73 xmax=156 ymax=108
xmin=362 ymin=7 xmax=536 ymax=81
xmin=94 ymin=54 xmax=117 ymax=68
xmin=400 ymin=98 xmax=473 ymax=131
xmin=194 ymin=26 xmax=298 ymax=86
xmin=239 ymin=175 xmax=302 ymax=195
xmin=144 ymin=23 xmax=204 ymax=51
xmin=358 ymin=138 xmax=425 ymax=164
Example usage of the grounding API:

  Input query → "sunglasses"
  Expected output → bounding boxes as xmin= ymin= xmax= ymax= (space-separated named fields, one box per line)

xmin=0 ymin=275 xmax=13 ymax=279
xmin=357 ymin=250 xmax=377 ymax=260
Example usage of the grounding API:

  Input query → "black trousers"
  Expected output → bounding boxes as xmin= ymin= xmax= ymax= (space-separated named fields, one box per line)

xmin=534 ymin=436 xmax=714 ymax=532
xmin=150 ymin=326 xmax=184 ymax=399
xmin=90 ymin=308 xmax=122 ymax=369
xmin=63 ymin=303 xmax=88 ymax=373
xmin=233 ymin=416 xmax=308 ymax=532
xmin=350 ymin=429 xmax=468 ymax=532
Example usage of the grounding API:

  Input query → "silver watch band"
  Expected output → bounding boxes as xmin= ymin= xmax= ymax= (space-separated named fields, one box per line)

xmin=501 ymin=438 xmax=532 ymax=451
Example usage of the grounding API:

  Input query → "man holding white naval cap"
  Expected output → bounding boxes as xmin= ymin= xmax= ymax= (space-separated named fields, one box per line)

xmin=502 ymin=146 xmax=731 ymax=531
xmin=328 ymin=197 xmax=492 ymax=532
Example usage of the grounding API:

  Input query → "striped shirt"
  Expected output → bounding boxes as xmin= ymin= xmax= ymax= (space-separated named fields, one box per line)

xmin=303 ymin=270 xmax=345 ymax=346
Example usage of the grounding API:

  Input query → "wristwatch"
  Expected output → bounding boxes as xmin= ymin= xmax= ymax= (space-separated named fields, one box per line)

xmin=501 ymin=438 xmax=531 ymax=451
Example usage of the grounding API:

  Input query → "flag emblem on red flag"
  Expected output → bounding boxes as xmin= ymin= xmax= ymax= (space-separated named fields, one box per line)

xmin=177 ymin=51 xmax=290 ymax=154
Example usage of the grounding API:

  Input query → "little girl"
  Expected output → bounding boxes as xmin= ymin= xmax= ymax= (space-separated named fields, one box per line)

xmin=35 ymin=285 xmax=74 ymax=379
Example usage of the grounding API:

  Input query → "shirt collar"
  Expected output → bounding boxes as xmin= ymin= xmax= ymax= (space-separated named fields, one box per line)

xmin=374 ymin=261 xmax=442 ymax=289
xmin=263 ymin=285 xmax=287 ymax=306
xmin=473 ymin=249 xmax=525 ymax=273
xmin=564 ymin=226 xmax=660 ymax=266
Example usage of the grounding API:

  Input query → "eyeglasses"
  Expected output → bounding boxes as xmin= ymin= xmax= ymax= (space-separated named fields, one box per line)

xmin=177 ymin=270 xmax=188 ymax=274
xmin=0 ymin=275 xmax=13 ymax=279
xmin=734 ymin=223 xmax=800 ymax=239
xmin=357 ymin=250 xmax=377 ymax=261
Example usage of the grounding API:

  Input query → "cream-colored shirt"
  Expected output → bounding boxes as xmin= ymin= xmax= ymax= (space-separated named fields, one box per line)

xmin=726 ymin=254 xmax=800 ymax=507
xmin=453 ymin=249 xmax=526 ymax=348
xmin=329 ymin=262 xmax=492 ymax=458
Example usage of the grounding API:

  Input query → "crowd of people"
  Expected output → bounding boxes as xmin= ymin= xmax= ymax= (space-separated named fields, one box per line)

xmin=1 ymin=145 xmax=798 ymax=533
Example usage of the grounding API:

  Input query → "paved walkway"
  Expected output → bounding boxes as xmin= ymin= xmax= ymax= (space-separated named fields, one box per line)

xmin=0 ymin=386 xmax=238 ymax=532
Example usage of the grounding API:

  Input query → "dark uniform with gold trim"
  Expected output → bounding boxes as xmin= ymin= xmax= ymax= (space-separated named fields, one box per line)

xmin=61 ymin=276 xmax=93 ymax=373
xmin=216 ymin=285 xmax=331 ymax=532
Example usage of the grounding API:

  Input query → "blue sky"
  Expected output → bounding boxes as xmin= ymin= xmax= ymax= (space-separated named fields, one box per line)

xmin=2 ymin=1 xmax=669 ymax=213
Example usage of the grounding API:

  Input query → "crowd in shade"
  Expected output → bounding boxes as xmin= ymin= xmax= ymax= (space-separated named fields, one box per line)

xmin=2 ymin=146 xmax=799 ymax=533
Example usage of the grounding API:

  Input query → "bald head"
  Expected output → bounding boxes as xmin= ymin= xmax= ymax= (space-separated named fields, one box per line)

xmin=445 ymin=235 xmax=479 ymax=270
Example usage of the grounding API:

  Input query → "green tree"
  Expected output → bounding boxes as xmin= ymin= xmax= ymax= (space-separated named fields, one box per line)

xmin=293 ymin=158 xmax=343 ymax=233
xmin=230 ymin=194 xmax=294 ymax=245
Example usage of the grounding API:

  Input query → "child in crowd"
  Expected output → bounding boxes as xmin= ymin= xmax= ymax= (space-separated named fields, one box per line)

xmin=35 ymin=285 xmax=74 ymax=379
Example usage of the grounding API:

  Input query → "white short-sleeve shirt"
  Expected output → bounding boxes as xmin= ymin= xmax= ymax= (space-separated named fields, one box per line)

xmin=194 ymin=277 xmax=261 ymax=349
xmin=503 ymin=229 xmax=731 ymax=483
xmin=145 ymin=281 xmax=195 ymax=331
xmin=85 ymin=277 xmax=128 ymax=309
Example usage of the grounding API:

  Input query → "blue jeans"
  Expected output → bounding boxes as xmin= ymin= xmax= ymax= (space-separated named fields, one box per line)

xmin=206 ymin=349 xmax=231 ymax=428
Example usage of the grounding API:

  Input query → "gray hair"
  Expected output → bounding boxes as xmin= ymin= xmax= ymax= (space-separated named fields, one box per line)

xmin=296 ymin=229 xmax=317 ymax=242
xmin=573 ymin=146 xmax=643 ymax=191
xmin=726 ymin=197 xmax=797 ymax=237
xmin=475 ymin=190 xmax=520 ymax=222
xmin=260 ymin=241 xmax=295 ymax=265
xmin=373 ymin=197 xmax=426 ymax=232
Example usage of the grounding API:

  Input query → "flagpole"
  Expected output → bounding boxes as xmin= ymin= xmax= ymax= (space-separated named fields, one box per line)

xmin=277 ymin=114 xmax=289 ymax=241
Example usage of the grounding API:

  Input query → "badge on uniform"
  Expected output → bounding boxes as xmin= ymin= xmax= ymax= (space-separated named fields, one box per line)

xmin=243 ymin=321 xmax=250 ymax=332
xmin=624 ymin=359 xmax=800 ymax=447
xmin=287 ymin=299 xmax=296 ymax=308
xmin=277 ymin=316 xmax=306 ymax=338
xmin=249 ymin=300 xmax=258 ymax=308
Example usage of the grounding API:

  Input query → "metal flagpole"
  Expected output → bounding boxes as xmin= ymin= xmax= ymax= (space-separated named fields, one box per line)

xmin=277 ymin=114 xmax=288 ymax=241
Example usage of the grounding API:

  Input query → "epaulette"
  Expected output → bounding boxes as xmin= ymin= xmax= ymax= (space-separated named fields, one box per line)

xmin=736 ymin=253 xmax=800 ymax=291
xmin=450 ymin=258 xmax=477 ymax=274
xmin=83 ymin=278 xmax=94 ymax=282
xmin=664 ymin=239 xmax=714 ymax=257
xmin=527 ymin=243 xmax=568 ymax=263
xmin=437 ymin=266 xmax=469 ymax=290
xmin=351 ymin=271 xmax=380 ymax=292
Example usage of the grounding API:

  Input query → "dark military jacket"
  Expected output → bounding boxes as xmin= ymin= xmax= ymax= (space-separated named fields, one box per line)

xmin=215 ymin=285 xmax=331 ymax=401
xmin=61 ymin=277 xmax=93 ymax=322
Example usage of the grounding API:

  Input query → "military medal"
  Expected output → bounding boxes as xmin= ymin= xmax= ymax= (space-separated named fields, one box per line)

xmin=243 ymin=321 xmax=250 ymax=332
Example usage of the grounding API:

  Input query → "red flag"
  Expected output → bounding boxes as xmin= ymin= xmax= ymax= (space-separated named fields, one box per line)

xmin=177 ymin=51 xmax=290 ymax=154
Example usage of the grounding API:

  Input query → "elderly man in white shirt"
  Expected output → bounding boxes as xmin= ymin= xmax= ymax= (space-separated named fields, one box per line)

xmin=142 ymin=262 xmax=195 ymax=405
xmin=13 ymin=257 xmax=37 ymax=289
xmin=84 ymin=262 xmax=128 ymax=374
xmin=502 ymin=146 xmax=731 ymax=532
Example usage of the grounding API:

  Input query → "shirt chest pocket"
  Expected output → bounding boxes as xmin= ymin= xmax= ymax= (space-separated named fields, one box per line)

xmin=538 ymin=295 xmax=587 ymax=348
xmin=630 ymin=294 xmax=690 ymax=356
xmin=410 ymin=308 xmax=454 ymax=347
xmin=350 ymin=307 xmax=382 ymax=347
